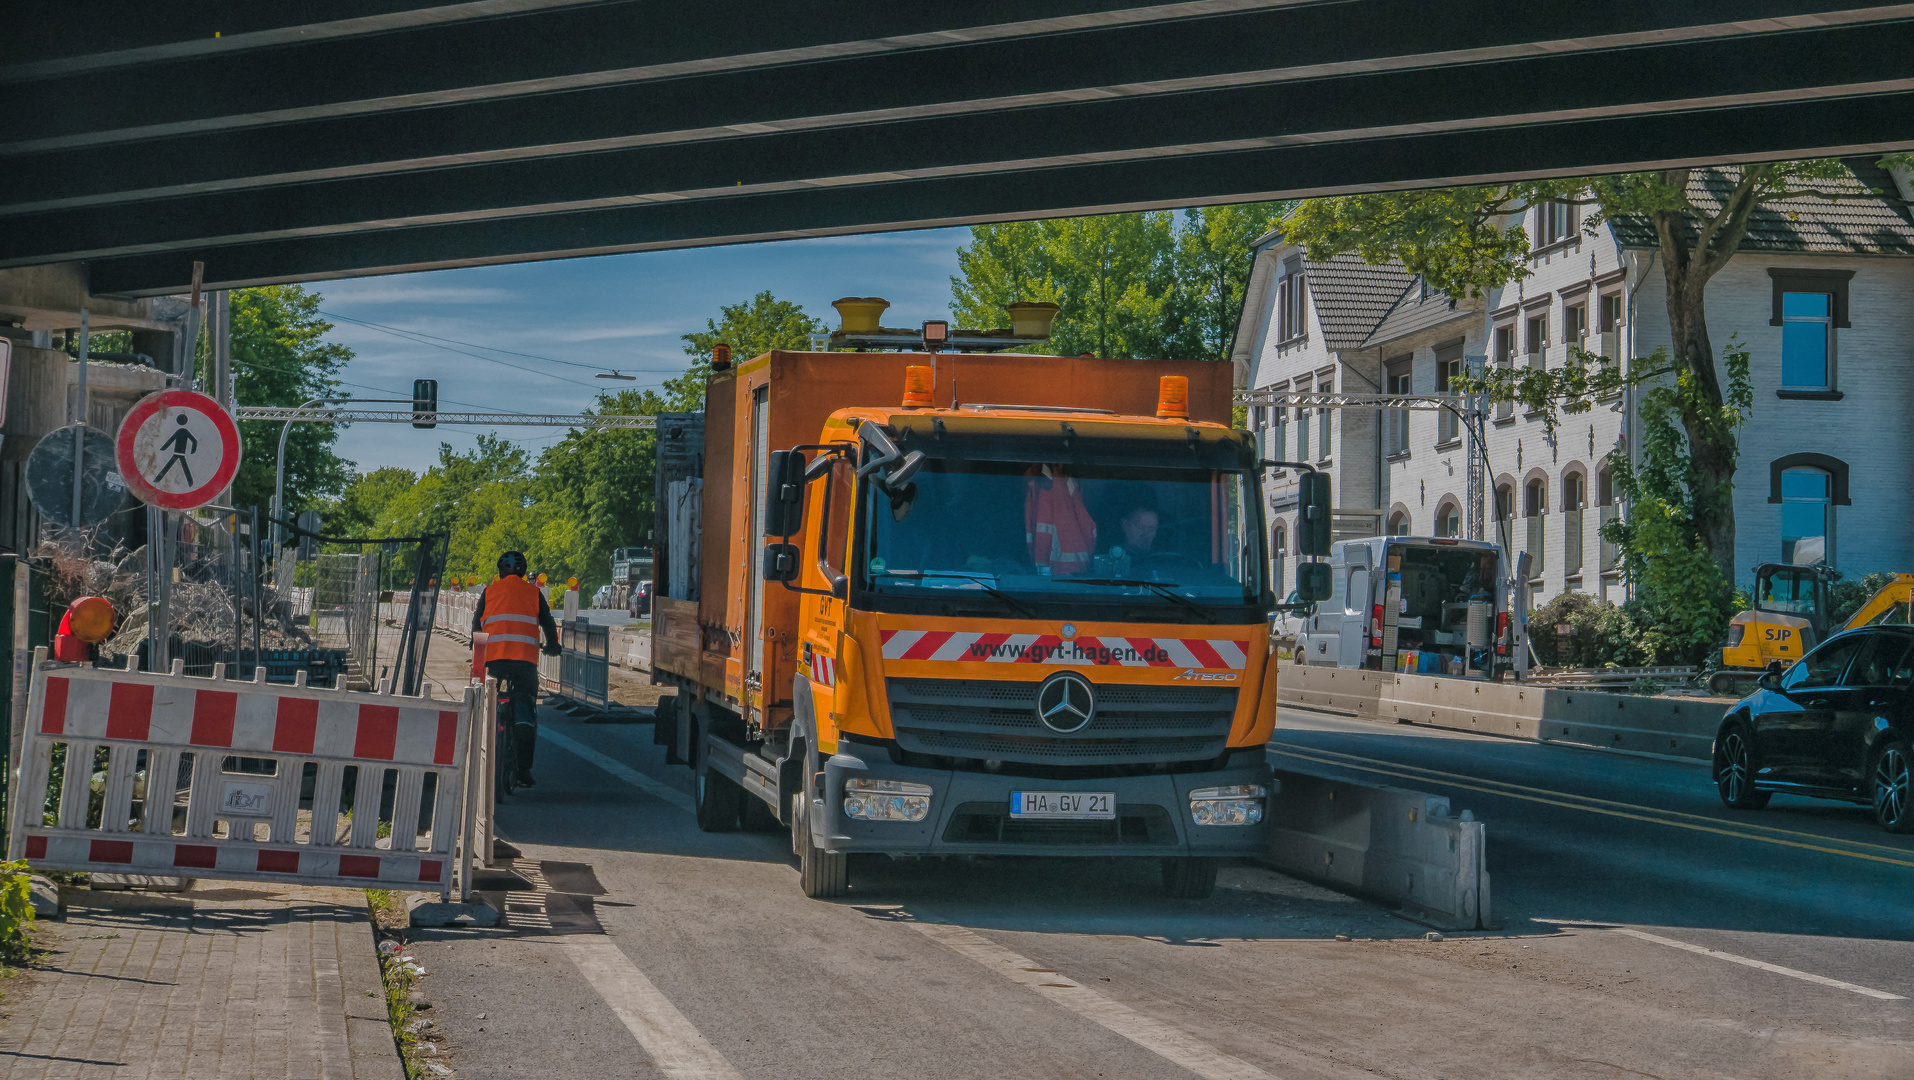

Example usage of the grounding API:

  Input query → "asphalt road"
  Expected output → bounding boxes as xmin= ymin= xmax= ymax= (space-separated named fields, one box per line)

xmin=398 ymin=685 xmax=1914 ymax=1080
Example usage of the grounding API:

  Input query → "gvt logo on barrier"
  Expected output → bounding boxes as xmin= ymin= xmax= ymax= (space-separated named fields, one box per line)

xmin=6 ymin=653 xmax=481 ymax=897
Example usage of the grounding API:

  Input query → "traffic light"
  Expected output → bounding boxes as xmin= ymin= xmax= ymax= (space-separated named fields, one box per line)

xmin=413 ymin=379 xmax=438 ymax=429
xmin=295 ymin=511 xmax=320 ymax=560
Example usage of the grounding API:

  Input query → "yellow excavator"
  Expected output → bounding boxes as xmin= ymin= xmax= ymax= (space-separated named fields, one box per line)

xmin=1711 ymin=566 xmax=1914 ymax=695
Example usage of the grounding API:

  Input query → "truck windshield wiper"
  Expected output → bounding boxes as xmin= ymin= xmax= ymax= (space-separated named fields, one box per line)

xmin=1068 ymin=578 xmax=1216 ymax=619
xmin=877 ymin=569 xmax=1038 ymax=618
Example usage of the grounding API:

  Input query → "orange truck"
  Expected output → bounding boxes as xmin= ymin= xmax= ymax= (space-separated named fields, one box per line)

xmin=650 ymin=329 xmax=1330 ymax=898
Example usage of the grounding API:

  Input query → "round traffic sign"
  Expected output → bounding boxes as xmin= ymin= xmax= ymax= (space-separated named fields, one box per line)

xmin=115 ymin=390 xmax=242 ymax=510
xmin=26 ymin=424 xmax=127 ymax=528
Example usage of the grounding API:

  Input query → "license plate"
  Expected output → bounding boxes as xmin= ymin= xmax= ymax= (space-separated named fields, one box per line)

xmin=1010 ymin=791 xmax=1115 ymax=820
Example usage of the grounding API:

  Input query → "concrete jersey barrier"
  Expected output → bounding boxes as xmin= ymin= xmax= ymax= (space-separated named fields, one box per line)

xmin=1279 ymin=664 xmax=1725 ymax=761
xmin=1264 ymin=767 xmax=1491 ymax=930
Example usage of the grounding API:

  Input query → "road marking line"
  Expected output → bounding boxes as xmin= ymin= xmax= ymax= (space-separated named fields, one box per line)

xmin=564 ymin=938 xmax=746 ymax=1079
xmin=539 ymin=726 xmax=696 ymax=813
xmin=904 ymin=919 xmax=1277 ymax=1080
xmin=1536 ymin=921 xmax=1905 ymax=1002
xmin=1268 ymin=744 xmax=1914 ymax=869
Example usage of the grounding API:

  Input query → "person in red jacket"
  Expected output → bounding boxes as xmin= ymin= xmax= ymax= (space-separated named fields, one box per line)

xmin=470 ymin=552 xmax=561 ymax=787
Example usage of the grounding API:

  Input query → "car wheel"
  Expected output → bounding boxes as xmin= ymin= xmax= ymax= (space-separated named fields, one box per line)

xmin=1871 ymin=741 xmax=1914 ymax=834
xmin=1714 ymin=726 xmax=1771 ymax=810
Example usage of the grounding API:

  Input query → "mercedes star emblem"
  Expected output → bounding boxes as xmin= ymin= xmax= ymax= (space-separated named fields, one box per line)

xmin=1035 ymin=672 xmax=1096 ymax=733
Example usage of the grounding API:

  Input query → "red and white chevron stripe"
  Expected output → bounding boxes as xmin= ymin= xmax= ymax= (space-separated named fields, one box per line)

xmin=20 ymin=834 xmax=445 ymax=885
xmin=809 ymin=651 xmax=837 ymax=688
xmin=878 ymin=629 xmax=1249 ymax=669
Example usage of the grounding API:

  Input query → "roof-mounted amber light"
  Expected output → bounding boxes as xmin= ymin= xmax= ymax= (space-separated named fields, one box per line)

xmin=902 ymin=365 xmax=934 ymax=408
xmin=1156 ymin=375 xmax=1189 ymax=419
xmin=711 ymin=343 xmax=732 ymax=371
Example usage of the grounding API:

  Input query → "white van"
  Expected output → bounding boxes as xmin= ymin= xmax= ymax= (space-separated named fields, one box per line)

xmin=1296 ymin=536 xmax=1525 ymax=678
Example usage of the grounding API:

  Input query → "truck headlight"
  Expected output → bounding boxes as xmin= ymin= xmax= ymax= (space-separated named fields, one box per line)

xmin=1189 ymin=784 xmax=1266 ymax=826
xmin=844 ymin=778 xmax=932 ymax=822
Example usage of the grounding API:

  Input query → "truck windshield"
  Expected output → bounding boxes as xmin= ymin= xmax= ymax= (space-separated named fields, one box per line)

xmin=859 ymin=458 xmax=1262 ymax=621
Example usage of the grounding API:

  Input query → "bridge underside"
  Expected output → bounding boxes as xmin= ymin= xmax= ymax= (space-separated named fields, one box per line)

xmin=6 ymin=1 xmax=1914 ymax=296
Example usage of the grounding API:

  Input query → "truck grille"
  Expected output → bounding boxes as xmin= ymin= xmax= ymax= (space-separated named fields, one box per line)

xmin=886 ymin=677 xmax=1237 ymax=766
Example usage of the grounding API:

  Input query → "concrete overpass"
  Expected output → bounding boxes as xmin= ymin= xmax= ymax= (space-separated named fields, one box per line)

xmin=4 ymin=0 xmax=1914 ymax=298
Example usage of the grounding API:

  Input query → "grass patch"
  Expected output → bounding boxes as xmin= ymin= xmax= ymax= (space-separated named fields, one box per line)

xmin=366 ymin=890 xmax=431 ymax=1078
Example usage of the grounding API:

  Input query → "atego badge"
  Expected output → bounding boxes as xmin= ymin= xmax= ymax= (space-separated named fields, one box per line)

xmin=115 ymin=390 xmax=242 ymax=510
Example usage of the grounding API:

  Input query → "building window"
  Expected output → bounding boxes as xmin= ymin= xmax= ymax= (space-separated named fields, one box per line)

xmin=1271 ymin=402 xmax=1287 ymax=463
xmin=1435 ymin=346 xmax=1463 ymax=443
xmin=1276 ymin=259 xmax=1308 ymax=342
xmin=1564 ymin=303 xmax=1587 ymax=356
xmin=1597 ymin=465 xmax=1620 ymax=571
xmin=1562 ymin=471 xmax=1586 ymax=575
xmin=1387 ymin=511 xmax=1410 ymax=536
xmin=1525 ymin=477 xmax=1547 ymax=575
xmin=1436 ymin=502 xmax=1461 ymax=538
xmin=1779 ymin=292 xmax=1834 ymax=389
xmin=1780 ymin=467 xmax=1832 ymax=566
xmin=1272 ymin=524 xmax=1286 ymax=593
xmin=1384 ymin=357 xmax=1412 ymax=455
xmin=1295 ymin=404 xmax=1309 ymax=463
xmin=1534 ymin=201 xmax=1577 ymax=247
xmin=1493 ymin=324 xmax=1515 ymax=420
xmin=1597 ymin=293 xmax=1623 ymax=369
xmin=1316 ymin=380 xmax=1332 ymax=460
xmin=1526 ymin=312 xmax=1548 ymax=368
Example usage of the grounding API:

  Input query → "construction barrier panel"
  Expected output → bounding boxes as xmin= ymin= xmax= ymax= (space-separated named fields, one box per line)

xmin=1264 ymin=768 xmax=1492 ymax=931
xmin=8 ymin=650 xmax=483 ymax=899
xmin=556 ymin=618 xmax=609 ymax=711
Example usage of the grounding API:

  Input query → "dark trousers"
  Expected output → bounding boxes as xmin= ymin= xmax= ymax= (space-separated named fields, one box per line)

xmin=486 ymin=659 xmax=541 ymax=774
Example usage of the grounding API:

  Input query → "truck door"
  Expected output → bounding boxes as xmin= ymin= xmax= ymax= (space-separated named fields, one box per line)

xmin=1338 ymin=556 xmax=1371 ymax=669
xmin=745 ymin=386 xmax=770 ymax=716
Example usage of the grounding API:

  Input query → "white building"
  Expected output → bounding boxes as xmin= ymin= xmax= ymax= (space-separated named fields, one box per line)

xmin=1233 ymin=162 xmax=1914 ymax=606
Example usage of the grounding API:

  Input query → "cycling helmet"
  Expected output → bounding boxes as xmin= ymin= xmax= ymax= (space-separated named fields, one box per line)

xmin=497 ymin=551 xmax=529 ymax=578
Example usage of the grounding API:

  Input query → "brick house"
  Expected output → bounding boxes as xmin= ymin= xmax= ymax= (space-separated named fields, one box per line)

xmin=1232 ymin=161 xmax=1914 ymax=606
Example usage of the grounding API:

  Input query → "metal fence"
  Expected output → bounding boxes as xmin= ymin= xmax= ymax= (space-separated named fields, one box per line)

xmin=556 ymin=618 xmax=609 ymax=711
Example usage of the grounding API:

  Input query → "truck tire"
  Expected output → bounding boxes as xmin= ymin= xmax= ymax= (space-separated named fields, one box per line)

xmin=794 ymin=791 xmax=849 ymax=898
xmin=695 ymin=767 xmax=742 ymax=832
xmin=1160 ymin=856 xmax=1218 ymax=899
xmin=738 ymin=791 xmax=781 ymax=832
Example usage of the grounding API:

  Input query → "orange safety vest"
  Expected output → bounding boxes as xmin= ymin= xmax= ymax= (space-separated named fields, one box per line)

xmin=482 ymin=575 xmax=544 ymax=664
xmin=1025 ymin=464 xmax=1095 ymax=576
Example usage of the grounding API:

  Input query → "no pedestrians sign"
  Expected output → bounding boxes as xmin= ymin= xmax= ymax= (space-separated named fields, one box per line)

xmin=115 ymin=390 xmax=242 ymax=510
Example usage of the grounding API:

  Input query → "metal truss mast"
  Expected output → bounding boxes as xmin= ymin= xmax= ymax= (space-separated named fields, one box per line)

xmin=235 ymin=406 xmax=657 ymax=430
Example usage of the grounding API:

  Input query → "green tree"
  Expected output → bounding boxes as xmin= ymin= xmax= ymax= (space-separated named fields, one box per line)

xmin=674 ymin=291 xmax=826 ymax=409
xmin=1280 ymin=160 xmax=1865 ymax=587
xmin=950 ymin=204 xmax=1288 ymax=362
xmin=528 ymin=388 xmax=672 ymax=589
xmin=325 ymin=466 xmax=418 ymax=537
xmin=220 ymin=286 xmax=354 ymax=517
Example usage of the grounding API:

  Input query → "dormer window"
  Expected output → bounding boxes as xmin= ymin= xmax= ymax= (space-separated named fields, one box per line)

xmin=1275 ymin=257 xmax=1308 ymax=343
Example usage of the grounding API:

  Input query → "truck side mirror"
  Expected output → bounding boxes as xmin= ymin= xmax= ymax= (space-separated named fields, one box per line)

xmin=1297 ymin=471 xmax=1332 ymax=557
xmin=762 ymin=543 xmax=800 ymax=583
xmin=1295 ymin=561 xmax=1332 ymax=602
xmin=764 ymin=451 xmax=807 ymax=537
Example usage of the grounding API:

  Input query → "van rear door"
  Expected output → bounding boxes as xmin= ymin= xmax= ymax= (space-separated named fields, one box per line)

xmin=1338 ymin=545 xmax=1372 ymax=668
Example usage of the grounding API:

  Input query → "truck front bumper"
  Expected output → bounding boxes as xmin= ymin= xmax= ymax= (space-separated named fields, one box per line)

xmin=811 ymin=745 xmax=1273 ymax=858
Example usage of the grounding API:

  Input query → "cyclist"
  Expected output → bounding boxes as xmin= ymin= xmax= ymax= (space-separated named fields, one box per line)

xmin=472 ymin=551 xmax=562 ymax=788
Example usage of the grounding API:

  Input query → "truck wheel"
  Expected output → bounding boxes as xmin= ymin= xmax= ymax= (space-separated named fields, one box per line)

xmin=794 ymin=792 xmax=849 ymax=898
xmin=695 ymin=767 xmax=742 ymax=832
xmin=738 ymin=791 xmax=781 ymax=832
xmin=1161 ymin=857 xmax=1218 ymax=899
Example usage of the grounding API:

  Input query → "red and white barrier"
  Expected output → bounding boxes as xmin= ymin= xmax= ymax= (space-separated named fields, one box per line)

xmin=8 ymin=650 xmax=483 ymax=899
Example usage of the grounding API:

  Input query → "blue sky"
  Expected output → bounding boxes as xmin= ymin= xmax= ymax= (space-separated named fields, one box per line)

xmin=313 ymin=227 xmax=969 ymax=473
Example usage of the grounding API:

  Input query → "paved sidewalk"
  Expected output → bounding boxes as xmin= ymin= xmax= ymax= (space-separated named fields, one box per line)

xmin=0 ymin=883 xmax=403 ymax=1080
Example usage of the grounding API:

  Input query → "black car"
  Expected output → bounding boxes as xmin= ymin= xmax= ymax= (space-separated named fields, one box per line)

xmin=1713 ymin=625 xmax=1914 ymax=832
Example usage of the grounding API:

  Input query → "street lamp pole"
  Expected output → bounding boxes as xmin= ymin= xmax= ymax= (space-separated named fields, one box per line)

xmin=272 ymin=397 xmax=350 ymax=551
